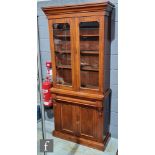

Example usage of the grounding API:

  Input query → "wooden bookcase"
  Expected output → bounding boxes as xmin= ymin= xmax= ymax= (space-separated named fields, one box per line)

xmin=42 ymin=1 xmax=114 ymax=151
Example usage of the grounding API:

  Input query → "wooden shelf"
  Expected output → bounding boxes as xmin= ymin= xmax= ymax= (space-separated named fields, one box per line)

xmin=53 ymin=29 xmax=70 ymax=31
xmin=54 ymin=29 xmax=99 ymax=37
xmin=57 ymin=82 xmax=71 ymax=86
xmin=80 ymin=34 xmax=99 ymax=37
xmin=57 ymin=65 xmax=71 ymax=69
xmin=54 ymin=34 xmax=70 ymax=37
xmin=80 ymin=28 xmax=99 ymax=37
xmin=80 ymin=51 xmax=99 ymax=54
xmin=54 ymin=34 xmax=98 ymax=37
xmin=55 ymin=50 xmax=71 ymax=54
xmin=55 ymin=50 xmax=98 ymax=54
xmin=63 ymin=82 xmax=71 ymax=86
xmin=81 ymin=66 xmax=98 ymax=72
xmin=81 ymin=84 xmax=98 ymax=89
xmin=57 ymin=65 xmax=98 ymax=71
xmin=55 ymin=41 xmax=70 ymax=45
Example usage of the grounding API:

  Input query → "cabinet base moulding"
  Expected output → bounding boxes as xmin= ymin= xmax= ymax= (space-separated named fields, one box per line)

xmin=52 ymin=130 xmax=111 ymax=151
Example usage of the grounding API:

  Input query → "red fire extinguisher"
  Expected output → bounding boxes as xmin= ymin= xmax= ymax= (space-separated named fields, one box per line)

xmin=42 ymin=62 xmax=53 ymax=107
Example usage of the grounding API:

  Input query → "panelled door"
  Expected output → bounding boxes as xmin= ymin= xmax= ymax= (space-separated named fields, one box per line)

xmin=53 ymin=100 xmax=79 ymax=135
xmin=54 ymin=99 xmax=98 ymax=139
xmin=49 ymin=18 xmax=75 ymax=90
xmin=78 ymin=106 xmax=98 ymax=140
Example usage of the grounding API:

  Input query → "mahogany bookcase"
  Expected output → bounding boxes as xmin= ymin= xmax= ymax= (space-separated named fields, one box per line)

xmin=42 ymin=1 xmax=114 ymax=151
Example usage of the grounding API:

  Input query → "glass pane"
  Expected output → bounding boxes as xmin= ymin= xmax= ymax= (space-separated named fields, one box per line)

xmin=80 ymin=21 xmax=99 ymax=89
xmin=53 ymin=23 xmax=72 ymax=86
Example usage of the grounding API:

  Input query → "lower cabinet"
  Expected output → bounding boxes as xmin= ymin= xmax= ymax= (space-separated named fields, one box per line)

xmin=53 ymin=100 xmax=102 ymax=141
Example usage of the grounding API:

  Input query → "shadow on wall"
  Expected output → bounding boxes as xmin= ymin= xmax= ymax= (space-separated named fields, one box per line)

xmin=109 ymin=7 xmax=116 ymax=129
xmin=111 ymin=7 xmax=116 ymax=42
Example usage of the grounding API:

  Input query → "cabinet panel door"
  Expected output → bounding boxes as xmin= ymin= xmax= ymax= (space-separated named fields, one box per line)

xmin=61 ymin=103 xmax=75 ymax=134
xmin=49 ymin=18 xmax=75 ymax=90
xmin=53 ymin=102 xmax=62 ymax=131
xmin=79 ymin=106 xmax=97 ymax=139
xmin=76 ymin=16 xmax=104 ymax=93
xmin=54 ymin=100 xmax=78 ymax=135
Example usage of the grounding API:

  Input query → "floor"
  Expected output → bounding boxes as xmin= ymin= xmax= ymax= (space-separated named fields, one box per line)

xmin=37 ymin=117 xmax=118 ymax=155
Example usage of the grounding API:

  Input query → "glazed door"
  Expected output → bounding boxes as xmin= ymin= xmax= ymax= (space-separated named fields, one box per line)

xmin=76 ymin=16 xmax=104 ymax=93
xmin=49 ymin=18 xmax=75 ymax=90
